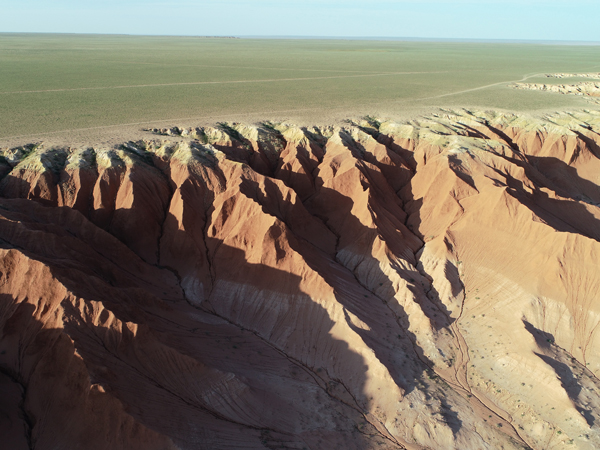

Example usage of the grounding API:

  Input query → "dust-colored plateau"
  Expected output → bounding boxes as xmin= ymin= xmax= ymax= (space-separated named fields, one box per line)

xmin=1 ymin=108 xmax=600 ymax=450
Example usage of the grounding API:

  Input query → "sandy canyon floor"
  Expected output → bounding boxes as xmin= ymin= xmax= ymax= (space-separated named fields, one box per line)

xmin=1 ymin=105 xmax=600 ymax=449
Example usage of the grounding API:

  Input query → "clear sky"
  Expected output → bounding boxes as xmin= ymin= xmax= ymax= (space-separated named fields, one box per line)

xmin=1 ymin=0 xmax=599 ymax=42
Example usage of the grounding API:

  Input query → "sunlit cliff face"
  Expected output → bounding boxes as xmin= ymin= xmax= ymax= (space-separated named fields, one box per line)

xmin=1 ymin=109 xmax=600 ymax=450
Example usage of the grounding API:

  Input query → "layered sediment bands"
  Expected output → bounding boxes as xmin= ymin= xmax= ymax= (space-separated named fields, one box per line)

xmin=1 ymin=109 xmax=600 ymax=449
xmin=511 ymin=82 xmax=600 ymax=104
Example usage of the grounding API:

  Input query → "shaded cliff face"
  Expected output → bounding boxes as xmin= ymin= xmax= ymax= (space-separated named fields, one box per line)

xmin=1 ymin=109 xmax=600 ymax=450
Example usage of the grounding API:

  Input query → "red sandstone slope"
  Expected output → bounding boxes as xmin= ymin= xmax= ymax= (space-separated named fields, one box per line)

xmin=1 ymin=109 xmax=600 ymax=449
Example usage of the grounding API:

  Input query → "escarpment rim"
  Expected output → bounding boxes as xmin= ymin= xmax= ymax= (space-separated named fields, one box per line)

xmin=1 ymin=107 xmax=600 ymax=450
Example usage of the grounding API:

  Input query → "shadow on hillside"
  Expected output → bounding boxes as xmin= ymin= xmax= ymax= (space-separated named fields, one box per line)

xmin=0 ymin=130 xmax=474 ymax=445
xmin=523 ymin=320 xmax=596 ymax=427
xmin=236 ymin=171 xmax=446 ymax=401
xmin=0 ymin=187 xmax=397 ymax=449
xmin=526 ymin=155 xmax=600 ymax=205
xmin=492 ymin=166 xmax=600 ymax=242
xmin=254 ymin=141 xmax=463 ymax=436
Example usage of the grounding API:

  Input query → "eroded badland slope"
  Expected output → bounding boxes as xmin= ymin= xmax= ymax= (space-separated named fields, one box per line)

xmin=1 ymin=109 xmax=600 ymax=449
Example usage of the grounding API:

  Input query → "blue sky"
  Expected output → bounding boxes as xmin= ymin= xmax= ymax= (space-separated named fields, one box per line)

xmin=1 ymin=0 xmax=599 ymax=42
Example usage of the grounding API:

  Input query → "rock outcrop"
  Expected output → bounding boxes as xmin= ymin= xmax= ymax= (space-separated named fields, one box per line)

xmin=545 ymin=73 xmax=600 ymax=80
xmin=511 ymin=82 xmax=600 ymax=104
xmin=1 ymin=109 xmax=600 ymax=449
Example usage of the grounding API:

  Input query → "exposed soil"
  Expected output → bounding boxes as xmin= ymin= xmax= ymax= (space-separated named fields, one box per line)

xmin=1 ymin=109 xmax=600 ymax=449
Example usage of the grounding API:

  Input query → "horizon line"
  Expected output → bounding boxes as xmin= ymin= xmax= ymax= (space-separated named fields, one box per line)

xmin=1 ymin=31 xmax=599 ymax=45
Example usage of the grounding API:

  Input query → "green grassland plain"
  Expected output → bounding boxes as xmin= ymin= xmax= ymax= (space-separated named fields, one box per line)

xmin=1 ymin=33 xmax=599 ymax=145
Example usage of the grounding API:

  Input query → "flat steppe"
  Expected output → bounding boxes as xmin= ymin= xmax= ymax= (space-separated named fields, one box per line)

xmin=1 ymin=34 xmax=600 ymax=146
